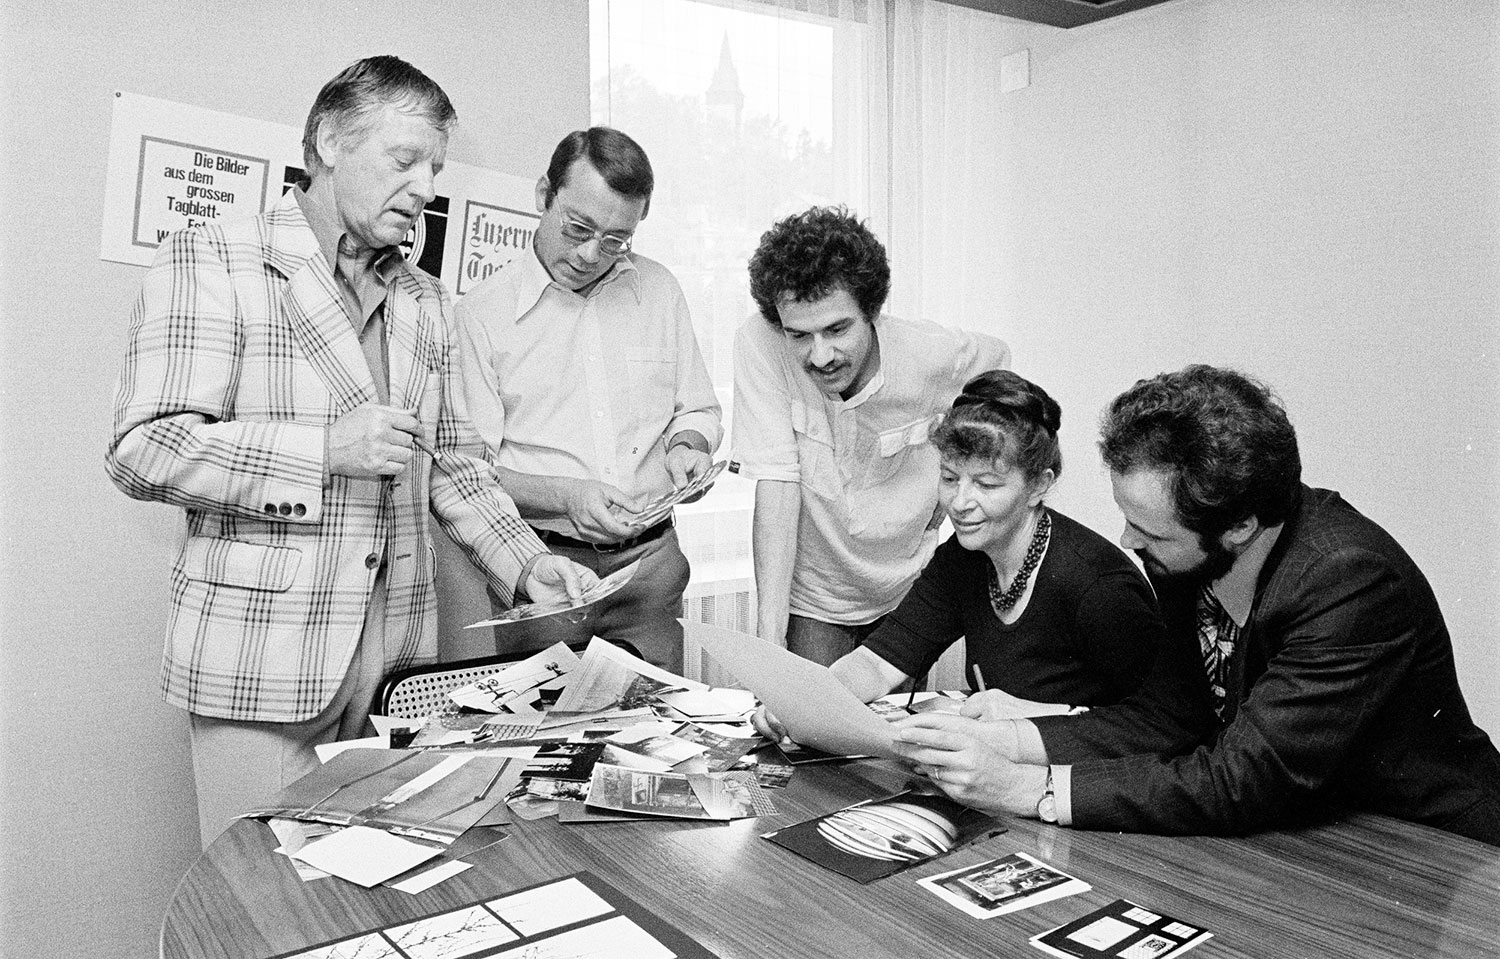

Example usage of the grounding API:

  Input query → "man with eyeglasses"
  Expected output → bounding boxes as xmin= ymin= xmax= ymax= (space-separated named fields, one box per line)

xmin=455 ymin=127 xmax=721 ymax=672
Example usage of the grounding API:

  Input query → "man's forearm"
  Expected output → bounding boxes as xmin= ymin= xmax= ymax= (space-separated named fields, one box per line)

xmin=830 ymin=647 xmax=908 ymax=703
xmin=492 ymin=464 xmax=566 ymax=520
xmin=666 ymin=429 xmax=711 ymax=455
xmin=752 ymin=479 xmax=800 ymax=646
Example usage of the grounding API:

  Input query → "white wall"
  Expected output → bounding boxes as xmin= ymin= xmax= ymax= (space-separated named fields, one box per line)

xmin=3 ymin=3 xmax=1495 ymax=957
xmin=890 ymin=0 xmax=1499 ymax=733
xmin=0 ymin=3 xmax=589 ymax=957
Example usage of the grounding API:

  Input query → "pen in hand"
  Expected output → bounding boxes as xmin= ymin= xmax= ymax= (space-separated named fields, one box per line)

xmin=971 ymin=663 xmax=987 ymax=693
xmin=402 ymin=411 xmax=453 ymax=476
xmin=411 ymin=432 xmax=438 ymax=460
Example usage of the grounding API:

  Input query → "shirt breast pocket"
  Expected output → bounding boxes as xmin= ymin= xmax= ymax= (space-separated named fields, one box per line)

xmin=625 ymin=349 xmax=676 ymax=433
xmin=865 ymin=414 xmax=940 ymax=487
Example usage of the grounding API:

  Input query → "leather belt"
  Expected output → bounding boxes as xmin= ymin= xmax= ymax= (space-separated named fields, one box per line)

xmin=532 ymin=517 xmax=673 ymax=554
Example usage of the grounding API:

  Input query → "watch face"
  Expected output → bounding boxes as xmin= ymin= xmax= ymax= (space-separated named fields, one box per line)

xmin=1037 ymin=795 xmax=1058 ymax=824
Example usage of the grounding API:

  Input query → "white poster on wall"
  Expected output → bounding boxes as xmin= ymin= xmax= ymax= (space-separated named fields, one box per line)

xmin=100 ymin=90 xmax=538 ymax=296
xmin=100 ymin=91 xmax=299 ymax=266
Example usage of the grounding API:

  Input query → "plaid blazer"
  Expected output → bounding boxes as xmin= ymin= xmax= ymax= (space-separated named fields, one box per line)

xmin=108 ymin=191 xmax=547 ymax=722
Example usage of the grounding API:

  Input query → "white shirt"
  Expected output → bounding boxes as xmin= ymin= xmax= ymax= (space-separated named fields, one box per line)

xmin=733 ymin=313 xmax=1011 ymax=623
xmin=455 ymin=248 xmax=722 ymax=534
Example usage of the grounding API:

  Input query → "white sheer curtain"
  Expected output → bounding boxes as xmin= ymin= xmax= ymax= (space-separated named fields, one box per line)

xmin=589 ymin=0 xmax=1012 ymax=626
xmin=882 ymin=0 xmax=1012 ymax=329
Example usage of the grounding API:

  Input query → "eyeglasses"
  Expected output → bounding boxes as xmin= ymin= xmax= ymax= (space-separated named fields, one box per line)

xmin=560 ymin=215 xmax=633 ymax=257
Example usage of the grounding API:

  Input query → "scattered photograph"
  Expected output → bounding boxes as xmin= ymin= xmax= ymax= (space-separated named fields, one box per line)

xmin=764 ymin=790 xmax=1006 ymax=883
xmin=688 ymin=770 xmax=779 ymax=819
xmin=919 ymin=852 xmax=1090 ymax=918
xmin=408 ymin=708 xmax=493 ymax=749
xmin=527 ymin=778 xmax=590 ymax=802
xmin=585 ymin=764 xmax=716 ymax=819
xmin=545 ymin=638 xmax=703 ymax=724
xmin=618 ymin=460 xmax=727 ymax=530
xmin=447 ymin=643 xmax=581 ymax=712
xmin=674 ymin=723 xmax=759 ymax=771
xmin=466 ymin=561 xmax=641 ymax=629
xmin=522 ymin=741 xmax=606 ymax=783
xmin=1031 ymin=899 xmax=1212 ymax=959
xmin=605 ymin=730 xmax=708 ymax=768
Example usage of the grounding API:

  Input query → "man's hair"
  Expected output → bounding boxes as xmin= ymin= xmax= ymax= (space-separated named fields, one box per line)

xmin=301 ymin=55 xmax=456 ymax=176
xmin=543 ymin=127 xmax=654 ymax=214
xmin=1100 ymin=364 xmax=1301 ymax=538
xmin=748 ymin=206 xmax=890 ymax=327
xmin=933 ymin=370 xmax=1063 ymax=485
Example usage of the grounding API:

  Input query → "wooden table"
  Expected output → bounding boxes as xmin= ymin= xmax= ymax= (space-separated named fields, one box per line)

xmin=161 ymin=758 xmax=1500 ymax=959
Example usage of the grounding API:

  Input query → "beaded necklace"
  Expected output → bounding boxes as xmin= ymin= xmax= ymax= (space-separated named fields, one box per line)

xmin=987 ymin=509 xmax=1052 ymax=616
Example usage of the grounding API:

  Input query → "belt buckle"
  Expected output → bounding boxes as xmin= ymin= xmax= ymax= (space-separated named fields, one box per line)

xmin=595 ymin=516 xmax=666 ymax=553
xmin=593 ymin=536 xmax=630 ymax=554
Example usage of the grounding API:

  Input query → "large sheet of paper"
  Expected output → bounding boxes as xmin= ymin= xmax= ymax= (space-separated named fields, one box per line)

xmin=291 ymin=825 xmax=440 ymax=889
xmin=690 ymin=628 xmax=899 ymax=760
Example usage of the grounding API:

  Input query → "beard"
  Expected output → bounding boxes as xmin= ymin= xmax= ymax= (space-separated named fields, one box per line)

xmin=1139 ymin=534 xmax=1238 ymax=585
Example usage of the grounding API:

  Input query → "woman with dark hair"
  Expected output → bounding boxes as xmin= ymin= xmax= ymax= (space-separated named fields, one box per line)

xmin=755 ymin=370 xmax=1163 ymax=738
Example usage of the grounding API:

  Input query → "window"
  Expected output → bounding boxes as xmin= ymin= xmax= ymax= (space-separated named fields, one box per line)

xmin=590 ymin=0 xmax=880 ymax=600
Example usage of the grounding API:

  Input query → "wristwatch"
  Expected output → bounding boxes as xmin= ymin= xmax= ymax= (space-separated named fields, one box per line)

xmin=1036 ymin=767 xmax=1058 ymax=823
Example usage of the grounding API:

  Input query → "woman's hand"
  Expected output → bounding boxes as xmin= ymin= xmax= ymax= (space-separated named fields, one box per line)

xmin=751 ymin=704 xmax=789 ymax=742
xmin=961 ymin=689 xmax=1072 ymax=721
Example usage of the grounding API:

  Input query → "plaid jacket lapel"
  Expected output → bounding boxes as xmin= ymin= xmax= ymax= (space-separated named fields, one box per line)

xmin=263 ymin=194 xmax=379 ymax=417
xmin=386 ymin=269 xmax=439 ymax=414
xmin=282 ymin=259 xmax=379 ymax=416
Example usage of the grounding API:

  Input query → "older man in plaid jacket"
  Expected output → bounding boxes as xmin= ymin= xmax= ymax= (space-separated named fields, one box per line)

xmin=107 ymin=56 xmax=591 ymax=845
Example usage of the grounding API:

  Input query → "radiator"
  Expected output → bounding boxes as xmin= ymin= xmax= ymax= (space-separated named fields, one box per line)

xmin=680 ymin=577 xmax=754 ymax=685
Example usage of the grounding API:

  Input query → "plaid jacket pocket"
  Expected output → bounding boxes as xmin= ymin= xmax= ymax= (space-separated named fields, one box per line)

xmin=179 ymin=536 xmax=302 ymax=592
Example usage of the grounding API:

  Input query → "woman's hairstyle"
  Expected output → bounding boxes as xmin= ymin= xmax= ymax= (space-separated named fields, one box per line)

xmin=932 ymin=370 xmax=1062 ymax=484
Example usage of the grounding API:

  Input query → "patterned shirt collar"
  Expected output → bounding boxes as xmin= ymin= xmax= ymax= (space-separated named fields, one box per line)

xmin=293 ymin=184 xmax=404 ymax=284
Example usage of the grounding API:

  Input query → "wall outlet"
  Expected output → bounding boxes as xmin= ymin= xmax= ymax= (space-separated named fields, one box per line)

xmin=1001 ymin=48 xmax=1030 ymax=93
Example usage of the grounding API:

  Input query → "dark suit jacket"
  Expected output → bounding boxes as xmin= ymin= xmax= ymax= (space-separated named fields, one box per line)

xmin=1034 ymin=486 xmax=1500 ymax=844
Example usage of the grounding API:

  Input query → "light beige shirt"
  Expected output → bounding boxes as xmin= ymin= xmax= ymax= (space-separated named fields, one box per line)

xmin=733 ymin=313 xmax=1011 ymax=623
xmin=455 ymin=247 xmax=722 ymax=535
